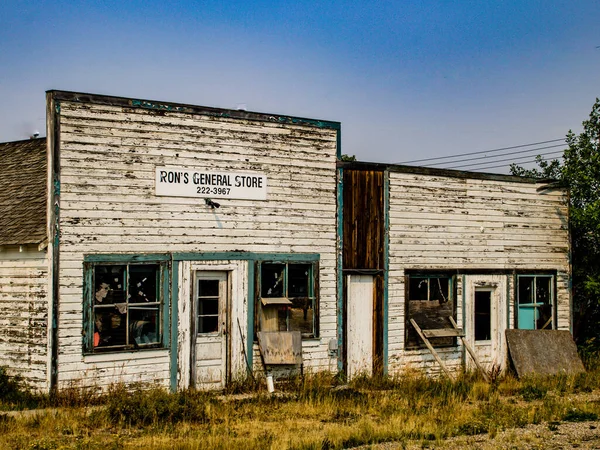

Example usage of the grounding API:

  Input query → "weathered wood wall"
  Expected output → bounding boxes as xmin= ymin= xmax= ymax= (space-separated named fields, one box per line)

xmin=0 ymin=247 xmax=48 ymax=389
xmin=54 ymin=97 xmax=339 ymax=388
xmin=387 ymin=172 xmax=570 ymax=375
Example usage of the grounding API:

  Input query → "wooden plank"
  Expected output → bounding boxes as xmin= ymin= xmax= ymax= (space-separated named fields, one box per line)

xmin=448 ymin=317 xmax=489 ymax=382
xmin=422 ymin=328 xmax=463 ymax=338
xmin=409 ymin=319 xmax=454 ymax=379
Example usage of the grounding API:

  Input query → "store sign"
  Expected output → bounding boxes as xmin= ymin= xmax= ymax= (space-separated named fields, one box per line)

xmin=155 ymin=167 xmax=268 ymax=200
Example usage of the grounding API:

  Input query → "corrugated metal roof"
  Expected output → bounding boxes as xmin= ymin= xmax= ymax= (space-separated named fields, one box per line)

xmin=0 ymin=138 xmax=47 ymax=246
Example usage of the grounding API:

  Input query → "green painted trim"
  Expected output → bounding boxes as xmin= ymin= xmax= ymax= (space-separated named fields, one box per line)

xmin=382 ymin=171 xmax=390 ymax=375
xmin=170 ymin=260 xmax=179 ymax=392
xmin=84 ymin=254 xmax=171 ymax=263
xmin=162 ymin=264 xmax=171 ymax=359
xmin=48 ymin=90 xmax=341 ymax=131
xmin=84 ymin=252 xmax=319 ymax=263
xmin=172 ymin=252 xmax=319 ymax=262
xmin=336 ymin=167 xmax=344 ymax=373
xmin=246 ymin=262 xmax=255 ymax=371
xmin=82 ymin=263 xmax=92 ymax=352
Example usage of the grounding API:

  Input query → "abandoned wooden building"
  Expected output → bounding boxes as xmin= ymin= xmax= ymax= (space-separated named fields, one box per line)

xmin=0 ymin=90 xmax=570 ymax=391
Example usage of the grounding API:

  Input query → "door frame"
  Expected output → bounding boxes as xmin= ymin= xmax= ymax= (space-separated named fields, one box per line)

xmin=463 ymin=275 xmax=508 ymax=371
xmin=190 ymin=270 xmax=231 ymax=388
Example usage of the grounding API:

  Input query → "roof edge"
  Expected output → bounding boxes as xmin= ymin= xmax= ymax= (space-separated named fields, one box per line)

xmin=47 ymin=90 xmax=341 ymax=130
xmin=338 ymin=160 xmax=559 ymax=184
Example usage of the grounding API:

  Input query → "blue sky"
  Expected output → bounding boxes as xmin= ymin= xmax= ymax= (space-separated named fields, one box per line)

xmin=1 ymin=1 xmax=598 ymax=172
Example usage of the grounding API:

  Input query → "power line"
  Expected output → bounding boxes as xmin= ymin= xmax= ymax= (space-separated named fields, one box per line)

xmin=423 ymin=143 xmax=565 ymax=167
xmin=465 ymin=155 xmax=565 ymax=172
xmin=449 ymin=151 xmax=564 ymax=171
xmin=397 ymin=138 xmax=565 ymax=165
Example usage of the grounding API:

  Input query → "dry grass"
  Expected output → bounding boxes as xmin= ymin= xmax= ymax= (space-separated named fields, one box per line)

xmin=2 ymin=368 xmax=600 ymax=449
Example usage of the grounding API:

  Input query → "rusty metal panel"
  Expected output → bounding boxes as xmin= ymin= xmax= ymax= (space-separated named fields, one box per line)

xmin=506 ymin=329 xmax=585 ymax=377
xmin=257 ymin=331 xmax=302 ymax=365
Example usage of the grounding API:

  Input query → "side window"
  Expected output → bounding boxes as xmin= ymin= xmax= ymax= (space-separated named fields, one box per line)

xmin=517 ymin=275 xmax=554 ymax=330
xmin=257 ymin=261 xmax=318 ymax=338
xmin=87 ymin=262 xmax=167 ymax=353
xmin=405 ymin=274 xmax=455 ymax=349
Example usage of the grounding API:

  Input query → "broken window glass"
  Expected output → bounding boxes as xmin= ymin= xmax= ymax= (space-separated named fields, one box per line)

xmin=406 ymin=274 xmax=455 ymax=349
xmin=258 ymin=261 xmax=317 ymax=338
xmin=91 ymin=263 xmax=163 ymax=352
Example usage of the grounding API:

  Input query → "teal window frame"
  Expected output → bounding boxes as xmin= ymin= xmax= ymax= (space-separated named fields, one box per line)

xmin=83 ymin=259 xmax=170 ymax=354
xmin=256 ymin=260 xmax=319 ymax=339
xmin=516 ymin=274 xmax=555 ymax=330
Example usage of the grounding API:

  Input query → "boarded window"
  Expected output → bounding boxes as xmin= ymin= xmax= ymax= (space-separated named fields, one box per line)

xmin=405 ymin=275 xmax=455 ymax=349
xmin=517 ymin=275 xmax=554 ymax=330
xmin=86 ymin=261 xmax=167 ymax=353
xmin=257 ymin=261 xmax=318 ymax=338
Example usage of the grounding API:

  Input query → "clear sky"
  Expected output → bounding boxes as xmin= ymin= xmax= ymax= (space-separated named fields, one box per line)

xmin=1 ymin=1 xmax=598 ymax=172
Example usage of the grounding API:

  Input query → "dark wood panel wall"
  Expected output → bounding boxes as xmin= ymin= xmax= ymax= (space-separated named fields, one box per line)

xmin=343 ymin=169 xmax=385 ymax=270
xmin=342 ymin=169 xmax=386 ymax=374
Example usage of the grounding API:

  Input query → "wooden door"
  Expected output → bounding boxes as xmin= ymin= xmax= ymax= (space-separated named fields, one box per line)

xmin=192 ymin=271 xmax=229 ymax=389
xmin=346 ymin=274 xmax=374 ymax=379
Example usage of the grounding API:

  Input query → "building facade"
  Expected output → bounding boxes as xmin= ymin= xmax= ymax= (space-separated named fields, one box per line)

xmin=0 ymin=91 xmax=571 ymax=391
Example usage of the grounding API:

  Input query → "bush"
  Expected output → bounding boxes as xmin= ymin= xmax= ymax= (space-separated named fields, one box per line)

xmin=0 ymin=366 xmax=37 ymax=409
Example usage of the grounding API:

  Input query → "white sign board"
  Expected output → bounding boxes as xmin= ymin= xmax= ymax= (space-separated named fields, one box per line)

xmin=155 ymin=167 xmax=267 ymax=200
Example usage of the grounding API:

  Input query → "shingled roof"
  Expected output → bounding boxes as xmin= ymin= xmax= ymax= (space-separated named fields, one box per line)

xmin=0 ymin=138 xmax=47 ymax=246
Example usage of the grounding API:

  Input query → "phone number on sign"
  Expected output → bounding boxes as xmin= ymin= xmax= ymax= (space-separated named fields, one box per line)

xmin=196 ymin=186 xmax=231 ymax=195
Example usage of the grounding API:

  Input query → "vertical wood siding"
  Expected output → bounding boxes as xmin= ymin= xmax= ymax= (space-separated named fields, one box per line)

xmin=55 ymin=101 xmax=339 ymax=388
xmin=342 ymin=169 xmax=385 ymax=373
xmin=387 ymin=172 xmax=570 ymax=375
xmin=0 ymin=248 xmax=48 ymax=389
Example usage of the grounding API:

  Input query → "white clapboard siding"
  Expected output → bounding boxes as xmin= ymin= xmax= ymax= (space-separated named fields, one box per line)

xmin=388 ymin=172 xmax=570 ymax=376
xmin=55 ymin=100 xmax=339 ymax=388
xmin=0 ymin=248 xmax=49 ymax=390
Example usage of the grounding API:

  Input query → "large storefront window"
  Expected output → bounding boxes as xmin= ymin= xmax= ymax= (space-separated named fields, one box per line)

xmin=85 ymin=261 xmax=169 ymax=353
xmin=256 ymin=261 xmax=319 ymax=338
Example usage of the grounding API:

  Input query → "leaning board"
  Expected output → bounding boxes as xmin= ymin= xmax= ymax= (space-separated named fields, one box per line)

xmin=506 ymin=329 xmax=585 ymax=377
xmin=257 ymin=331 xmax=302 ymax=365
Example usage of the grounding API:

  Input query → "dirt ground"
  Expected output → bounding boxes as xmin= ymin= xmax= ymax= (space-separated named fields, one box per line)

xmin=363 ymin=420 xmax=600 ymax=449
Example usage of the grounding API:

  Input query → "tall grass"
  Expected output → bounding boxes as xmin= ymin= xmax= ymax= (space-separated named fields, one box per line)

xmin=2 ymin=366 xmax=600 ymax=449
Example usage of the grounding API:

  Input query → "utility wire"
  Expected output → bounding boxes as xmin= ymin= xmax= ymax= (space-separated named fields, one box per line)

xmin=423 ymin=143 xmax=565 ymax=167
xmin=398 ymin=138 xmax=565 ymax=165
xmin=449 ymin=151 xmax=564 ymax=170
xmin=466 ymin=155 xmax=565 ymax=172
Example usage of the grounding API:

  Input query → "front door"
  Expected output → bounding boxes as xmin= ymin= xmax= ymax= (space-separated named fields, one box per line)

xmin=464 ymin=275 xmax=507 ymax=371
xmin=192 ymin=271 xmax=229 ymax=389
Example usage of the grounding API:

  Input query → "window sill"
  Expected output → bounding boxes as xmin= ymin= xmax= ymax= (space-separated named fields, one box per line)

xmin=83 ymin=347 xmax=169 ymax=363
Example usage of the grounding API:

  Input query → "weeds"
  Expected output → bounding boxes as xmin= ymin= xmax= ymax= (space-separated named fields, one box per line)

xmin=2 ymin=366 xmax=600 ymax=449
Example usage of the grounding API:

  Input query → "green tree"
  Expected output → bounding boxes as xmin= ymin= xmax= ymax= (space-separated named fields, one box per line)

xmin=511 ymin=98 xmax=600 ymax=347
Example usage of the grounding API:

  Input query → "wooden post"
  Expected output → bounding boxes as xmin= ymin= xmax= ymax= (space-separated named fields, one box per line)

xmin=448 ymin=316 xmax=490 ymax=382
xmin=410 ymin=319 xmax=454 ymax=380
